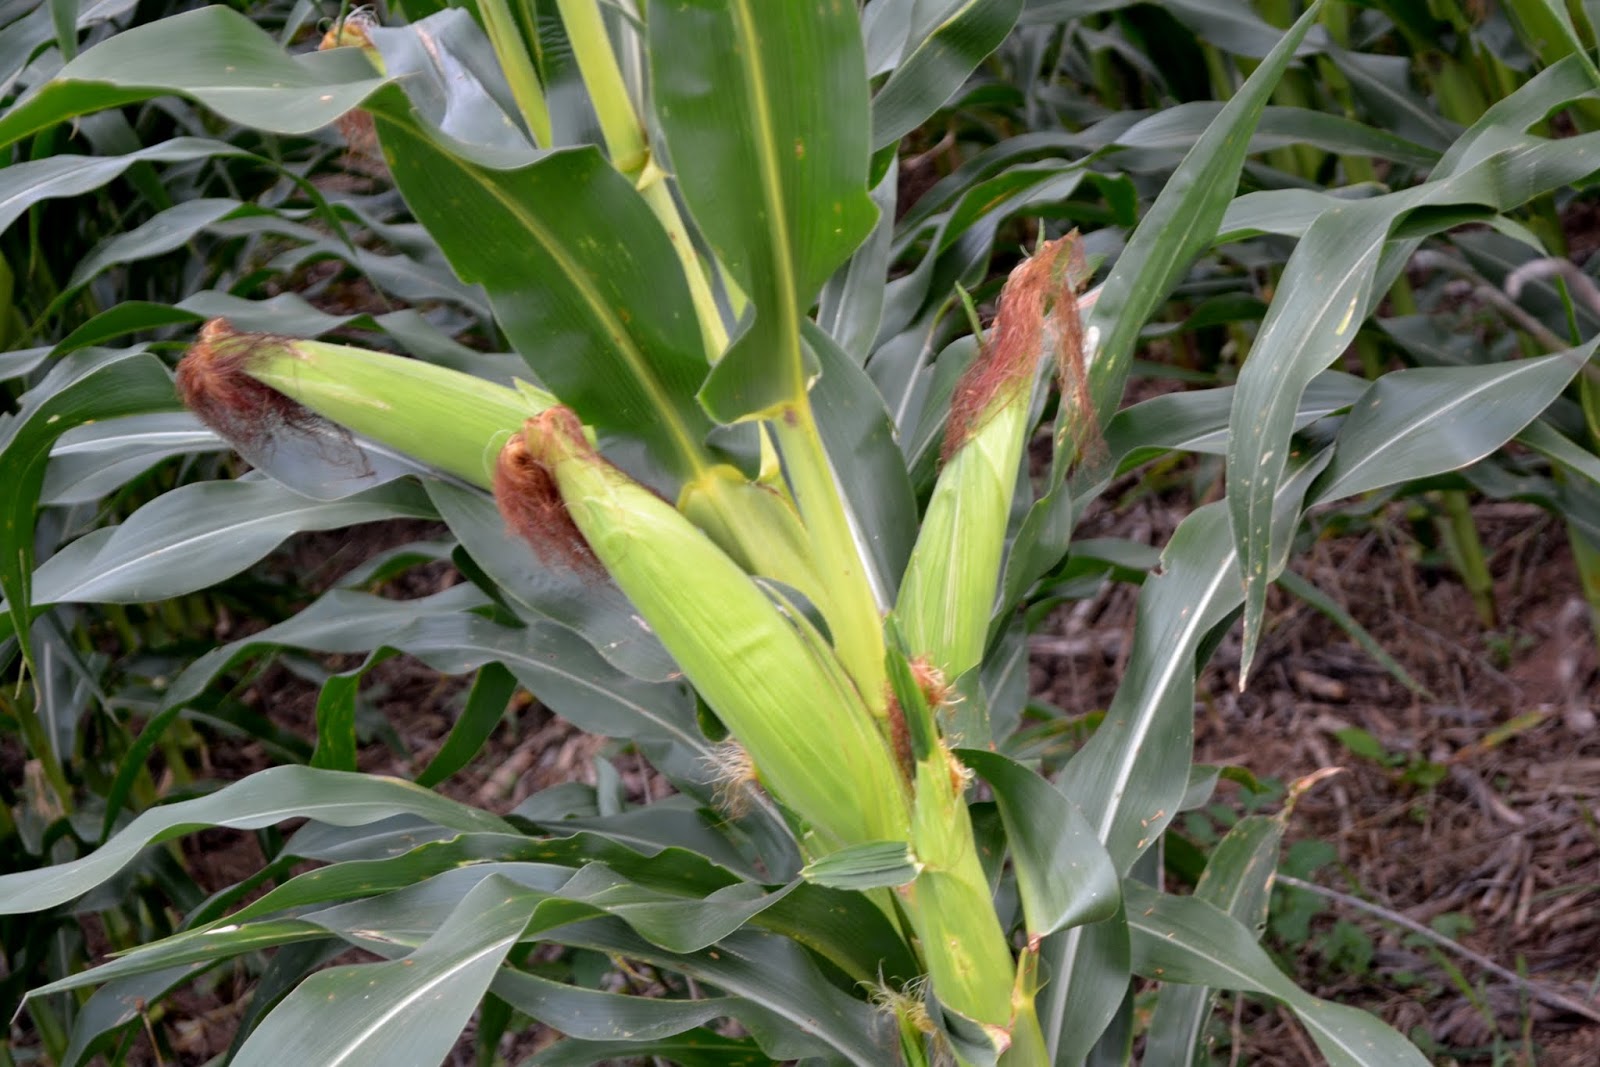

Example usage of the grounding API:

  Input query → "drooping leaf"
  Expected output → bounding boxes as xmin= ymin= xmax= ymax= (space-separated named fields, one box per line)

xmin=0 ymin=347 xmax=177 ymax=655
xmin=1229 ymin=115 xmax=1600 ymax=677
xmin=1127 ymin=882 xmax=1429 ymax=1067
xmin=233 ymin=874 xmax=539 ymax=1067
xmin=28 ymin=478 xmax=435 ymax=606
xmin=958 ymin=748 xmax=1118 ymax=937
xmin=650 ymin=0 xmax=877 ymax=421
xmin=0 ymin=767 xmax=512 ymax=915
xmin=0 ymin=6 xmax=385 ymax=148
xmin=1311 ymin=346 xmax=1595 ymax=504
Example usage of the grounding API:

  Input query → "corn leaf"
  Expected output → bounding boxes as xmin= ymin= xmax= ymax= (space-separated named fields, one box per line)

xmin=649 ymin=0 xmax=877 ymax=421
xmin=1127 ymin=881 xmax=1430 ymax=1067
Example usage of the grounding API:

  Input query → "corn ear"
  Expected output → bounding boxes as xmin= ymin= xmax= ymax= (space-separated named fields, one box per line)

xmin=512 ymin=409 xmax=909 ymax=850
xmin=896 ymin=234 xmax=1090 ymax=682
xmin=900 ymin=743 xmax=1018 ymax=1039
xmin=178 ymin=319 xmax=547 ymax=488
xmin=676 ymin=465 xmax=837 ymax=638
xmin=896 ymin=394 xmax=1031 ymax=682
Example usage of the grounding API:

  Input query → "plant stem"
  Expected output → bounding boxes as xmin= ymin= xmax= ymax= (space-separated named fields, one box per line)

xmin=555 ymin=0 xmax=729 ymax=360
xmin=1435 ymin=490 xmax=1496 ymax=628
xmin=555 ymin=0 xmax=646 ymax=174
xmin=478 ymin=0 xmax=554 ymax=147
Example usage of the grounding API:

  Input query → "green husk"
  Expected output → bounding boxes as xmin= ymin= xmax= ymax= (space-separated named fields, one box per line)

xmin=507 ymin=409 xmax=909 ymax=851
xmin=178 ymin=319 xmax=548 ymax=488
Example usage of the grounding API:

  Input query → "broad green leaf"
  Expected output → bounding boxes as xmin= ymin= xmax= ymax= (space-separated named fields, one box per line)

xmin=1143 ymin=815 xmax=1284 ymax=1067
xmin=1083 ymin=1 xmax=1325 ymax=431
xmin=871 ymin=0 xmax=1023 ymax=151
xmin=1043 ymin=904 xmax=1131 ymax=1066
xmin=292 ymin=864 xmax=893 ymax=1064
xmin=1043 ymin=454 xmax=1327 ymax=1063
xmin=41 ymin=412 xmax=224 ymax=507
xmin=0 ymin=6 xmax=385 ymax=148
xmin=958 ymin=748 xmax=1118 ymax=937
xmin=650 ymin=0 xmax=877 ymax=421
xmin=753 ymin=882 xmax=921 ymax=986
xmin=493 ymin=969 xmax=741 ymax=1042
xmin=0 ymin=766 xmax=511 ymax=914
xmin=544 ymin=918 xmax=898 ymax=1067
xmin=54 ymin=293 xmax=494 ymax=367
xmin=65 ymin=197 xmax=242 ymax=289
xmin=1096 ymin=373 xmax=1365 ymax=478
xmin=1127 ymin=882 xmax=1428 ymax=1066
xmin=223 ymin=941 xmax=350 ymax=1064
xmin=368 ymin=106 xmax=713 ymax=484
xmin=547 ymin=863 xmax=792 ymax=954
xmin=28 ymin=478 xmax=435 ymax=606
xmin=0 ymin=347 xmax=176 ymax=656
xmin=1312 ymin=346 xmax=1596 ymax=504
xmin=1109 ymin=103 xmax=1438 ymax=169
xmin=234 ymin=874 xmax=538 ymax=1067
xmin=30 ymin=920 xmax=332 ymax=996
xmin=1229 ymin=120 xmax=1600 ymax=677
xmin=56 ymin=965 xmax=204 ymax=1067
xmin=0 ymin=139 xmax=244 ymax=234
xmin=1519 ymin=419 xmax=1600 ymax=488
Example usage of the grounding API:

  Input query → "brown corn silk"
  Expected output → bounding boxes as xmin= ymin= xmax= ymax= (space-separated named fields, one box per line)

xmin=493 ymin=411 xmax=604 ymax=575
xmin=317 ymin=11 xmax=384 ymax=172
xmin=942 ymin=231 xmax=1093 ymax=463
xmin=178 ymin=319 xmax=344 ymax=457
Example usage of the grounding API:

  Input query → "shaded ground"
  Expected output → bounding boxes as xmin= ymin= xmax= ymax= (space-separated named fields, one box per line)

xmin=1039 ymin=475 xmax=1600 ymax=1065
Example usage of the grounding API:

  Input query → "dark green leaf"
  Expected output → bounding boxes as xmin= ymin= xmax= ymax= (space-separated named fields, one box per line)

xmin=958 ymin=749 xmax=1118 ymax=937
xmin=415 ymin=661 xmax=516 ymax=787
xmin=651 ymin=0 xmax=877 ymax=420
xmin=871 ymin=0 xmax=1024 ymax=151
xmin=0 ymin=767 xmax=512 ymax=914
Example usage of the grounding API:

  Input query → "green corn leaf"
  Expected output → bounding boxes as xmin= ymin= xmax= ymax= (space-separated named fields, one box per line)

xmin=0 ymin=348 xmax=179 ymax=659
xmin=233 ymin=874 xmax=538 ymax=1067
xmin=1082 ymin=1 xmax=1326 ymax=433
xmin=0 ymin=6 xmax=385 ymax=148
xmin=1311 ymin=345 xmax=1597 ymax=504
xmin=366 ymin=108 xmax=714 ymax=485
xmin=1143 ymin=815 xmax=1285 ymax=1067
xmin=414 ymin=661 xmax=517 ymax=788
xmin=0 ymin=767 xmax=512 ymax=915
xmin=958 ymin=749 xmax=1119 ymax=937
xmin=870 ymin=0 xmax=1024 ymax=151
xmin=27 ymin=479 xmax=435 ymax=606
xmin=0 ymin=139 xmax=246 ymax=234
xmin=649 ymin=0 xmax=876 ymax=421
xmin=40 ymin=413 xmax=224 ymax=507
xmin=1229 ymin=83 xmax=1600 ymax=678
xmin=1127 ymin=881 xmax=1428 ymax=1067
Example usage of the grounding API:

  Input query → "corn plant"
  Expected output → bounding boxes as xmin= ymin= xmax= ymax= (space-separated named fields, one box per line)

xmin=2 ymin=1 xmax=1598 ymax=1064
